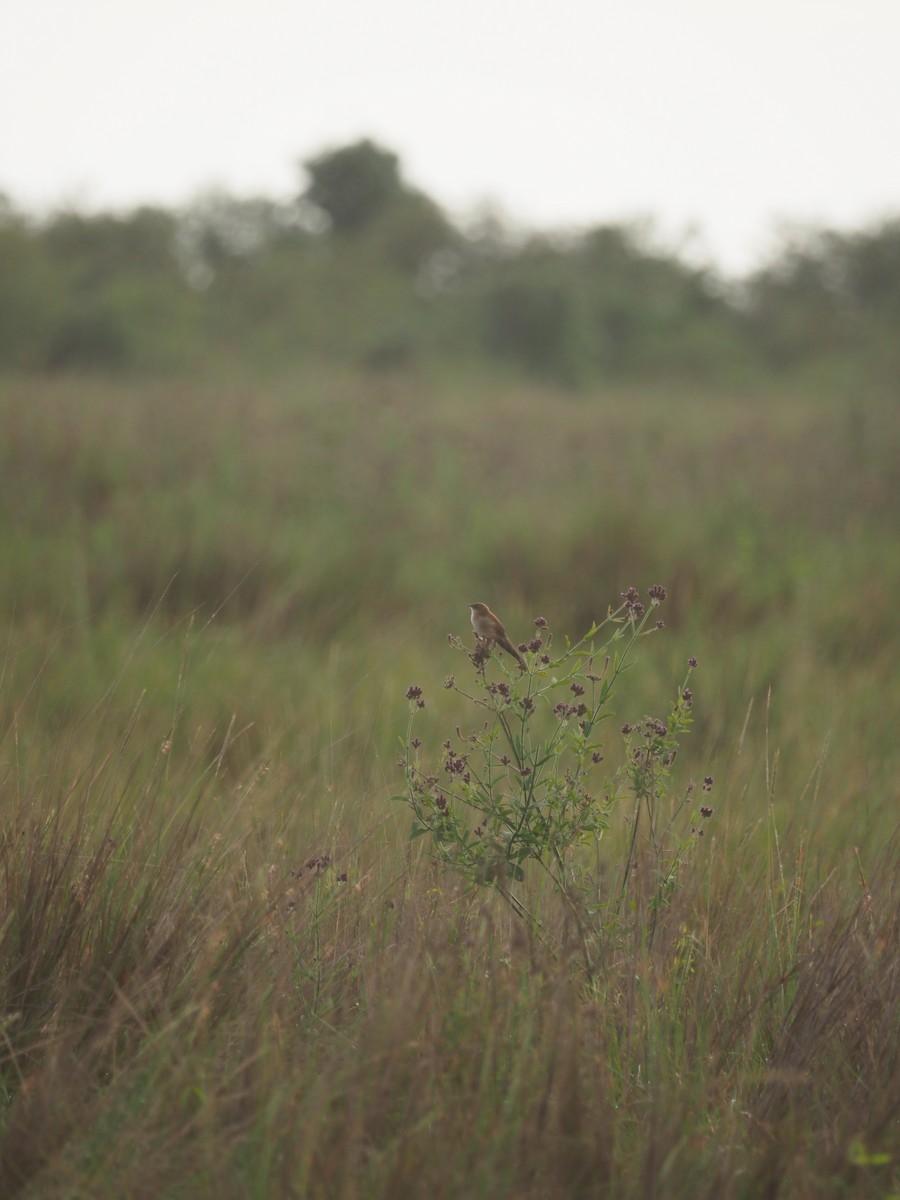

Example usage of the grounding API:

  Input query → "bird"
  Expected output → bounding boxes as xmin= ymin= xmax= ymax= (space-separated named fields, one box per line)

xmin=469 ymin=602 xmax=526 ymax=670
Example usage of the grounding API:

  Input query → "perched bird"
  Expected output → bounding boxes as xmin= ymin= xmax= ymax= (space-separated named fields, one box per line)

xmin=469 ymin=602 xmax=526 ymax=670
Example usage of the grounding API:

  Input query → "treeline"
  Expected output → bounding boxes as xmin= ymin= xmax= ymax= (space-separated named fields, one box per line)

xmin=1 ymin=139 xmax=898 ymax=383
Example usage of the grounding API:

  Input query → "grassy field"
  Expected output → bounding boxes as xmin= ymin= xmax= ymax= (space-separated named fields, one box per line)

xmin=0 ymin=366 xmax=898 ymax=1198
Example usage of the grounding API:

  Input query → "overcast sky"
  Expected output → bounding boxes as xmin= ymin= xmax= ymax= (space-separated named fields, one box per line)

xmin=3 ymin=0 xmax=899 ymax=274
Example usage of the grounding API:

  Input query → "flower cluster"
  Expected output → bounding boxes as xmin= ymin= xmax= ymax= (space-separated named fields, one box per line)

xmin=554 ymin=681 xmax=589 ymax=722
xmin=622 ymin=713 xmax=679 ymax=771
xmin=443 ymin=740 xmax=470 ymax=781
xmin=622 ymin=584 xmax=670 ymax=620
xmin=469 ymin=639 xmax=493 ymax=670
xmin=621 ymin=586 xmax=645 ymax=619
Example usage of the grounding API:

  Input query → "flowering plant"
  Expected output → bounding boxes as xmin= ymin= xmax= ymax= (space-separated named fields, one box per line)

xmin=399 ymin=587 xmax=714 ymax=945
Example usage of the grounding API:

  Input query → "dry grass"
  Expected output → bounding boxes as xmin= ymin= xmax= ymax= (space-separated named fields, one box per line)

xmin=0 ymin=740 xmax=896 ymax=1198
xmin=0 ymin=367 xmax=898 ymax=1196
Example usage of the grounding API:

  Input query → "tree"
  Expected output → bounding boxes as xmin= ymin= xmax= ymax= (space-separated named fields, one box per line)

xmin=301 ymin=139 xmax=404 ymax=235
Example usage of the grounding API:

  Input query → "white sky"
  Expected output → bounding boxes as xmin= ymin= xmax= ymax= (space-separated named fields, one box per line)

xmin=3 ymin=0 xmax=899 ymax=274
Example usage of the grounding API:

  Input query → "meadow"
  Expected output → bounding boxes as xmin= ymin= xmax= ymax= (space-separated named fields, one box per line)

xmin=0 ymin=365 xmax=897 ymax=1198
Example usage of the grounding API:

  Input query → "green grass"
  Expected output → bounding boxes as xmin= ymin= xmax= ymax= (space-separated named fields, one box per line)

xmin=0 ymin=366 xmax=898 ymax=1197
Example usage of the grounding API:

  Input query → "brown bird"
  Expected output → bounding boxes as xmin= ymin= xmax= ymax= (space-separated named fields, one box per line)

xmin=469 ymin=602 xmax=526 ymax=670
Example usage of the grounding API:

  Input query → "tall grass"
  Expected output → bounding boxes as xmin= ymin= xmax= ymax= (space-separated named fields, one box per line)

xmin=0 ymin=366 xmax=897 ymax=1196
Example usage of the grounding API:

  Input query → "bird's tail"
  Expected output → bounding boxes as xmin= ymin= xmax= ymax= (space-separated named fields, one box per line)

xmin=499 ymin=635 xmax=527 ymax=670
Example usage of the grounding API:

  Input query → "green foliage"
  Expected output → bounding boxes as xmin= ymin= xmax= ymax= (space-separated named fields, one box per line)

xmin=302 ymin=138 xmax=405 ymax=235
xmin=744 ymin=218 xmax=900 ymax=373
xmin=483 ymin=275 xmax=580 ymax=381
xmin=1 ymin=141 xmax=898 ymax=382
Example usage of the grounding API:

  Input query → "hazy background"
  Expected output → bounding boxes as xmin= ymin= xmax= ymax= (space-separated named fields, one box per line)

xmin=4 ymin=0 xmax=900 ymax=272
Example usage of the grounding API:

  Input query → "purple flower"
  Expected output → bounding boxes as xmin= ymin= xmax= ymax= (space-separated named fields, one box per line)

xmin=621 ymin=586 xmax=645 ymax=619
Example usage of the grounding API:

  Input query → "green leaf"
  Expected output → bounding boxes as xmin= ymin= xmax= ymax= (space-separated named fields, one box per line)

xmin=847 ymin=1138 xmax=892 ymax=1167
